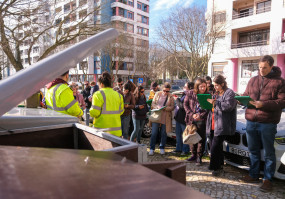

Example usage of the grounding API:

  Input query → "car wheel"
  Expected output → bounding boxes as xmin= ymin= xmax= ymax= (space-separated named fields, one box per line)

xmin=142 ymin=120 xmax=152 ymax=138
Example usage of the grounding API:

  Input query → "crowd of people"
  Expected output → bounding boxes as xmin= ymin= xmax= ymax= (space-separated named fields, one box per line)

xmin=45 ymin=55 xmax=285 ymax=192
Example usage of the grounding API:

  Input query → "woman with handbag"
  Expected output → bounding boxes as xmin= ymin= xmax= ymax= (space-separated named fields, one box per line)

xmin=184 ymin=78 xmax=209 ymax=165
xmin=206 ymin=75 xmax=237 ymax=176
xmin=130 ymin=86 xmax=148 ymax=144
xmin=172 ymin=82 xmax=194 ymax=155
xmin=149 ymin=82 xmax=174 ymax=155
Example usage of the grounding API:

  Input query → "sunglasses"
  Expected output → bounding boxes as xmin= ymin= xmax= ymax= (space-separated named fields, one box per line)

xmin=140 ymin=90 xmax=145 ymax=93
xmin=163 ymin=90 xmax=170 ymax=93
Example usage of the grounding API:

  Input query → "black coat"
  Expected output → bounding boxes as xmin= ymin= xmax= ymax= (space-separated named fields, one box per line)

xmin=174 ymin=93 xmax=186 ymax=125
xmin=82 ymin=87 xmax=91 ymax=109
xmin=132 ymin=95 xmax=149 ymax=120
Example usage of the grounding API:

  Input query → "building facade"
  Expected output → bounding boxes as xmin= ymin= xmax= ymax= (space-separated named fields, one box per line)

xmin=207 ymin=0 xmax=285 ymax=93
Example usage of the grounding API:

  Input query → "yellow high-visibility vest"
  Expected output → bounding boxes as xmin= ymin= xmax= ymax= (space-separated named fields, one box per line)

xmin=90 ymin=87 xmax=124 ymax=137
xmin=45 ymin=83 xmax=83 ymax=117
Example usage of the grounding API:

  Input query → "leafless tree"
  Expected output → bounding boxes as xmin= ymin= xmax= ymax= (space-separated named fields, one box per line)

xmin=157 ymin=6 xmax=227 ymax=81
xmin=0 ymin=0 xmax=103 ymax=72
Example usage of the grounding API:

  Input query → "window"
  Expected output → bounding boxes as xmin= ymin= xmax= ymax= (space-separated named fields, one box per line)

xmin=126 ymin=23 xmax=134 ymax=33
xmin=127 ymin=11 xmax=133 ymax=19
xmin=33 ymin=47 xmax=39 ymax=53
xmin=55 ymin=18 xmax=62 ymax=25
xmin=79 ymin=9 xmax=87 ymax=19
xmin=64 ymin=4 xmax=70 ymax=13
xmin=137 ymin=27 xmax=148 ymax=36
xmin=128 ymin=0 xmax=133 ymax=7
xmin=212 ymin=62 xmax=227 ymax=77
xmin=239 ymin=7 xmax=253 ymax=18
xmin=239 ymin=29 xmax=270 ymax=44
xmin=256 ymin=0 xmax=271 ymax=14
xmin=137 ymin=2 xmax=142 ymax=9
xmin=137 ymin=14 xmax=148 ymax=24
xmin=241 ymin=60 xmax=259 ymax=78
xmin=119 ymin=8 xmax=124 ymax=17
xmin=214 ymin=12 xmax=226 ymax=24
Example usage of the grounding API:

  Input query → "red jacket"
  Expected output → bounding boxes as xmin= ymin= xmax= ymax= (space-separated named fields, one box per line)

xmin=243 ymin=66 xmax=285 ymax=124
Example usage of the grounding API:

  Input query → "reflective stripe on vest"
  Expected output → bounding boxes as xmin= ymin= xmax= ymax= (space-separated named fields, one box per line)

xmin=46 ymin=84 xmax=77 ymax=111
xmin=99 ymin=90 xmax=122 ymax=114
xmin=94 ymin=126 xmax=122 ymax=132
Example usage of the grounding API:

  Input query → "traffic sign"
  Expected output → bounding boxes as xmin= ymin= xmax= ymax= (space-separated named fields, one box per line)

xmin=129 ymin=79 xmax=133 ymax=83
xmin=138 ymin=78 xmax=143 ymax=84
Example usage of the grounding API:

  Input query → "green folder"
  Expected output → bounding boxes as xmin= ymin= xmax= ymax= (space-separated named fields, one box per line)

xmin=197 ymin=94 xmax=213 ymax=110
xmin=234 ymin=96 xmax=253 ymax=106
xmin=146 ymin=99 xmax=152 ymax=106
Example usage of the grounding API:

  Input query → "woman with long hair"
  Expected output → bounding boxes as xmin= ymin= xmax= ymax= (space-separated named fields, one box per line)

xmin=149 ymin=82 xmax=175 ymax=155
xmin=130 ymin=86 xmax=148 ymax=143
xmin=207 ymin=75 xmax=237 ymax=176
xmin=184 ymin=78 xmax=209 ymax=165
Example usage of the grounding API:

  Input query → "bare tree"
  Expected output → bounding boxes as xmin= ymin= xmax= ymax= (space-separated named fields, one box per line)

xmin=99 ymin=25 xmax=135 ymax=80
xmin=0 ymin=0 xmax=103 ymax=72
xmin=157 ymin=6 xmax=226 ymax=81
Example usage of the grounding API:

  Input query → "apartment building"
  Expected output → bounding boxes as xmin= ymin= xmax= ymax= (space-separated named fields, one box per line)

xmin=207 ymin=0 xmax=285 ymax=93
xmin=52 ymin=0 xmax=150 ymax=84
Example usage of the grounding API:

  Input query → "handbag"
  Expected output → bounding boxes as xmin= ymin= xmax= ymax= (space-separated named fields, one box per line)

xmin=183 ymin=124 xmax=202 ymax=145
xmin=149 ymin=94 xmax=168 ymax=123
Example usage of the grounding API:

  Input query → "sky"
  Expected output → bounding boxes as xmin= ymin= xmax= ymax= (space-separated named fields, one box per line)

xmin=149 ymin=0 xmax=207 ymax=43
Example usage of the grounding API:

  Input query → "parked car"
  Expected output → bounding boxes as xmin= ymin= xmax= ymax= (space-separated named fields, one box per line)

xmin=171 ymin=85 xmax=182 ymax=92
xmin=223 ymin=108 xmax=285 ymax=180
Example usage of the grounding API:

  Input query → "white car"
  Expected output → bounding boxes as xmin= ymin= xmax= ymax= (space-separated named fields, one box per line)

xmin=223 ymin=108 xmax=285 ymax=180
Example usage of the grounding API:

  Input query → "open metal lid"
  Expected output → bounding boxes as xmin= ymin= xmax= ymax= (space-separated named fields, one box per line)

xmin=0 ymin=28 xmax=118 ymax=117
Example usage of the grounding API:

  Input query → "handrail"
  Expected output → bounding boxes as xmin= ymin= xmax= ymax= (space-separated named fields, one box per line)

xmin=232 ymin=5 xmax=271 ymax=20
xmin=0 ymin=28 xmax=119 ymax=117
xmin=231 ymin=40 xmax=268 ymax=49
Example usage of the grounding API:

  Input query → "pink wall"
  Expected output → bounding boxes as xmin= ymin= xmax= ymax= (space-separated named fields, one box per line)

xmin=277 ymin=54 xmax=285 ymax=79
xmin=231 ymin=58 xmax=238 ymax=92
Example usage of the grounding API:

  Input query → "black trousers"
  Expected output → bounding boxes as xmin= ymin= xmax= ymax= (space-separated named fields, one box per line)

xmin=209 ymin=131 xmax=226 ymax=170
xmin=190 ymin=121 xmax=206 ymax=158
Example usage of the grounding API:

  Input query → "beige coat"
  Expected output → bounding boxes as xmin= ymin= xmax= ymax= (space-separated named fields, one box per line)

xmin=151 ymin=91 xmax=175 ymax=133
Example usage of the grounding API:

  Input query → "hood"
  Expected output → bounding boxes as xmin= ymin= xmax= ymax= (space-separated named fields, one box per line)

xmin=46 ymin=78 xmax=68 ymax=89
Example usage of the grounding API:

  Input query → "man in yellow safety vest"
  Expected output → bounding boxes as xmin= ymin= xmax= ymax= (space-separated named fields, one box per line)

xmin=90 ymin=72 xmax=124 ymax=137
xmin=45 ymin=71 xmax=83 ymax=118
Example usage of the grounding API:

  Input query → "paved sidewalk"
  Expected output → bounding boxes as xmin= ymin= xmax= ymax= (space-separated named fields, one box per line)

xmin=142 ymin=138 xmax=285 ymax=199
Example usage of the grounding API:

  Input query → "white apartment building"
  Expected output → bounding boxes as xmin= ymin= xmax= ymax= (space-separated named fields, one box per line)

xmin=207 ymin=0 xmax=285 ymax=93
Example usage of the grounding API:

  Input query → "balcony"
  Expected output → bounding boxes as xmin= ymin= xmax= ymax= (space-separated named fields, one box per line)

xmin=231 ymin=40 xmax=268 ymax=49
xmin=232 ymin=0 xmax=271 ymax=20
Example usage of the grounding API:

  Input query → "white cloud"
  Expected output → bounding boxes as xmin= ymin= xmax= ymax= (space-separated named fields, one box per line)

xmin=152 ymin=0 xmax=194 ymax=11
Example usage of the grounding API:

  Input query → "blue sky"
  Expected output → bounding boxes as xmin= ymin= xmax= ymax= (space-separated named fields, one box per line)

xmin=149 ymin=0 xmax=207 ymax=43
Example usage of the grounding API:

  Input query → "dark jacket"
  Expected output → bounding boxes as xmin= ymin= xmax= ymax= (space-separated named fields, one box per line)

xmin=90 ymin=85 xmax=99 ymax=96
xmin=82 ymin=86 xmax=91 ymax=109
xmin=132 ymin=95 xmax=149 ymax=120
xmin=174 ymin=93 xmax=187 ymax=124
xmin=122 ymin=92 xmax=135 ymax=116
xmin=184 ymin=90 xmax=209 ymax=125
xmin=243 ymin=66 xmax=285 ymax=124
xmin=206 ymin=88 xmax=237 ymax=136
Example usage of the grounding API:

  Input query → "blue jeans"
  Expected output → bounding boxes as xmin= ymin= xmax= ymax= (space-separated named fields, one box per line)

xmin=175 ymin=122 xmax=190 ymax=153
xmin=150 ymin=122 xmax=167 ymax=150
xmin=130 ymin=117 xmax=145 ymax=143
xmin=246 ymin=121 xmax=277 ymax=181
xmin=121 ymin=115 xmax=131 ymax=139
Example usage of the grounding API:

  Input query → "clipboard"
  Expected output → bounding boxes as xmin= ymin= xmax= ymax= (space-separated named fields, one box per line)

xmin=151 ymin=106 xmax=166 ymax=112
xmin=234 ymin=96 xmax=253 ymax=107
xmin=196 ymin=94 xmax=213 ymax=110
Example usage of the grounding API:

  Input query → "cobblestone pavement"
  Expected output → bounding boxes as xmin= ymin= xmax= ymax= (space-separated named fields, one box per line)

xmin=141 ymin=137 xmax=285 ymax=199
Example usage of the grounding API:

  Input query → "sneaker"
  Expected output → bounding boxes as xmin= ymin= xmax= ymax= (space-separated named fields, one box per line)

xmin=149 ymin=149 xmax=154 ymax=156
xmin=240 ymin=175 xmax=260 ymax=183
xmin=181 ymin=152 xmax=186 ymax=156
xmin=196 ymin=157 xmax=202 ymax=166
xmin=160 ymin=149 xmax=165 ymax=155
xmin=259 ymin=180 xmax=273 ymax=192
xmin=187 ymin=155 xmax=197 ymax=162
xmin=171 ymin=150 xmax=181 ymax=154
xmin=212 ymin=169 xmax=224 ymax=177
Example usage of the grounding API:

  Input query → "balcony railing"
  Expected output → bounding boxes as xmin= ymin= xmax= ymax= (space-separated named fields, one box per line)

xmin=231 ymin=40 xmax=268 ymax=49
xmin=232 ymin=5 xmax=271 ymax=20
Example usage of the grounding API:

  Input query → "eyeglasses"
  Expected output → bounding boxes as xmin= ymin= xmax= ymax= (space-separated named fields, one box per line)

xmin=163 ymin=90 xmax=170 ymax=93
